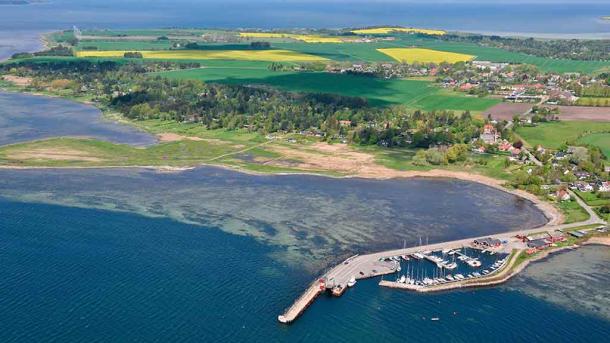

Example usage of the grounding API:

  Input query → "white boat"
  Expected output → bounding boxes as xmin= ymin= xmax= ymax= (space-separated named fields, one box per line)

xmin=466 ymin=259 xmax=481 ymax=267
xmin=347 ymin=277 xmax=357 ymax=287
xmin=399 ymin=275 xmax=406 ymax=283
xmin=446 ymin=275 xmax=455 ymax=281
xmin=401 ymin=255 xmax=410 ymax=261
xmin=412 ymin=252 xmax=425 ymax=260
xmin=455 ymin=274 xmax=464 ymax=280
xmin=482 ymin=270 xmax=490 ymax=275
xmin=444 ymin=262 xmax=458 ymax=270
xmin=442 ymin=248 xmax=451 ymax=254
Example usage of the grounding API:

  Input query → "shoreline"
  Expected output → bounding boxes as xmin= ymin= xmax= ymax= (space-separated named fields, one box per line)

xmin=0 ymin=161 xmax=563 ymax=227
xmin=0 ymin=84 xmax=562 ymax=227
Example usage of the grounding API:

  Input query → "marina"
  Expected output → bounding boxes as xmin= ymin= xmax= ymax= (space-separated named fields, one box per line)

xmin=278 ymin=206 xmax=606 ymax=324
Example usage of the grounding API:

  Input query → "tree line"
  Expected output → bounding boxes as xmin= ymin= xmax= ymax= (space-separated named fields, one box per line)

xmin=1 ymin=60 xmax=486 ymax=148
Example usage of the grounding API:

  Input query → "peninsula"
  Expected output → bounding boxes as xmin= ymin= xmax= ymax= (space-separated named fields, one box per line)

xmin=1 ymin=26 xmax=609 ymax=326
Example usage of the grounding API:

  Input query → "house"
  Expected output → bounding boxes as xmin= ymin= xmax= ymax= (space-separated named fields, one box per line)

xmin=575 ymin=182 xmax=594 ymax=192
xmin=574 ymin=171 xmax=590 ymax=180
xmin=498 ymin=140 xmax=513 ymax=152
xmin=480 ymin=124 xmax=499 ymax=144
xmin=527 ymin=232 xmax=549 ymax=242
xmin=554 ymin=151 xmax=567 ymax=160
xmin=474 ymin=237 xmax=502 ymax=248
xmin=338 ymin=120 xmax=352 ymax=127
xmin=460 ymin=83 xmax=475 ymax=91
xmin=568 ymin=230 xmax=585 ymax=238
xmin=598 ymin=181 xmax=610 ymax=192
xmin=547 ymin=231 xmax=566 ymax=243
xmin=527 ymin=238 xmax=549 ymax=250
xmin=556 ymin=189 xmax=571 ymax=201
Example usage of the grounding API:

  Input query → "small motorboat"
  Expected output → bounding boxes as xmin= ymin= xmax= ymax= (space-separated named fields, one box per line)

xmin=347 ymin=277 xmax=357 ymax=287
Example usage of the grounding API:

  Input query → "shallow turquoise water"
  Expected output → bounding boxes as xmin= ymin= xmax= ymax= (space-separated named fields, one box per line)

xmin=1 ymin=198 xmax=609 ymax=342
xmin=0 ymin=167 xmax=549 ymax=268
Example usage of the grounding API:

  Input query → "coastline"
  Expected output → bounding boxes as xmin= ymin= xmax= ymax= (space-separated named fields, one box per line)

xmin=0 ymin=161 xmax=564 ymax=227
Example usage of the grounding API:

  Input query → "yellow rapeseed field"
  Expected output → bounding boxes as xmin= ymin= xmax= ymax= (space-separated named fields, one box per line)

xmin=238 ymin=32 xmax=344 ymax=43
xmin=377 ymin=48 xmax=474 ymax=64
xmin=352 ymin=27 xmax=446 ymax=35
xmin=74 ymin=49 xmax=327 ymax=62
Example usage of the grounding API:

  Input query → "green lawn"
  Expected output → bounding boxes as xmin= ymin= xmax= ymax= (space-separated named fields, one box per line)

xmin=575 ymin=190 xmax=610 ymax=207
xmin=557 ymin=200 xmax=591 ymax=224
xmin=516 ymin=121 xmax=610 ymax=150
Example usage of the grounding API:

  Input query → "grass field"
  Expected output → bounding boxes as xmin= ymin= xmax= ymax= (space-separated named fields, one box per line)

xmin=386 ymin=36 xmax=610 ymax=74
xmin=558 ymin=199 xmax=591 ymax=224
xmin=79 ymin=29 xmax=210 ymax=37
xmin=67 ymin=28 xmax=610 ymax=73
xmin=351 ymin=27 xmax=446 ymax=35
xmin=160 ymin=67 xmax=500 ymax=110
xmin=238 ymin=32 xmax=344 ymax=43
xmin=575 ymin=97 xmax=610 ymax=106
xmin=74 ymin=49 xmax=327 ymax=62
xmin=76 ymin=40 xmax=174 ymax=51
xmin=578 ymin=132 xmax=610 ymax=158
xmin=516 ymin=121 xmax=610 ymax=150
xmin=378 ymin=47 xmax=474 ymax=64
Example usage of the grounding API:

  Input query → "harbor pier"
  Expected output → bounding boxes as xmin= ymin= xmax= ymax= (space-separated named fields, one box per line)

xmin=278 ymin=208 xmax=605 ymax=324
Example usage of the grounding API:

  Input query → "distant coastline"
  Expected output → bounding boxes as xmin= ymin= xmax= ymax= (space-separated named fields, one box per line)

xmin=0 ymin=0 xmax=30 ymax=5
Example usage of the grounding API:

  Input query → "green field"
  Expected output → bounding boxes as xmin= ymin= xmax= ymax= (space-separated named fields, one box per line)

xmin=578 ymin=132 xmax=610 ymax=158
xmin=575 ymin=97 xmax=610 ymax=106
xmin=557 ymin=200 xmax=591 ymax=224
xmin=77 ymin=40 xmax=174 ymax=51
xmin=160 ymin=66 xmax=499 ymax=110
xmin=67 ymin=29 xmax=610 ymax=74
xmin=516 ymin=121 xmax=610 ymax=150
xmin=275 ymin=36 xmax=610 ymax=73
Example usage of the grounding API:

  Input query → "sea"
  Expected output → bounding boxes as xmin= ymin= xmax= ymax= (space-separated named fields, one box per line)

xmin=0 ymin=0 xmax=610 ymax=59
xmin=0 ymin=1 xmax=609 ymax=342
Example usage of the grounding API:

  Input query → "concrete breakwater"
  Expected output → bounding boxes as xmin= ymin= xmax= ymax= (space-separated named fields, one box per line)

xmin=278 ymin=221 xmax=607 ymax=324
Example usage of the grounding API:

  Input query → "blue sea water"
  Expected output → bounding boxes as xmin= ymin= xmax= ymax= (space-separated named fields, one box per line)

xmin=0 ymin=91 xmax=157 ymax=146
xmin=1 ymin=198 xmax=609 ymax=342
xmin=0 ymin=0 xmax=609 ymax=59
xmin=0 ymin=1 xmax=609 ymax=341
